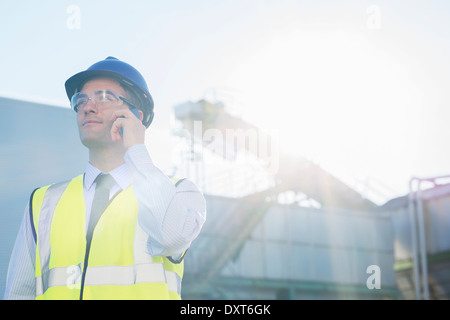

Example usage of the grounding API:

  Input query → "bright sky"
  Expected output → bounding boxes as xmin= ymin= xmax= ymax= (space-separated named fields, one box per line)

xmin=2 ymin=0 xmax=450 ymax=203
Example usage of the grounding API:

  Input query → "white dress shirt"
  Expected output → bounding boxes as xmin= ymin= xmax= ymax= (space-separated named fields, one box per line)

xmin=3 ymin=144 xmax=206 ymax=300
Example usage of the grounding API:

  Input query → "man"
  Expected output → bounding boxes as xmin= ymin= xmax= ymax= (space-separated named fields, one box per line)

xmin=4 ymin=57 xmax=206 ymax=300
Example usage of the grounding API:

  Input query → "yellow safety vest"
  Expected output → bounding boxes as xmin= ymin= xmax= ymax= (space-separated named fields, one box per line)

xmin=30 ymin=174 xmax=185 ymax=300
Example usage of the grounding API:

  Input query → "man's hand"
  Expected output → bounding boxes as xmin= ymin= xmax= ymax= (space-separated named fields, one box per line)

xmin=110 ymin=108 xmax=146 ymax=149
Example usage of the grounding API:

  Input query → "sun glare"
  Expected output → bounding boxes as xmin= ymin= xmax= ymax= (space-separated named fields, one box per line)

xmin=225 ymin=26 xmax=416 ymax=200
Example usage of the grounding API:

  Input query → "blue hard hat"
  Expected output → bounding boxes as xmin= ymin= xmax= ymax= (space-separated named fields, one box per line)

xmin=65 ymin=56 xmax=154 ymax=127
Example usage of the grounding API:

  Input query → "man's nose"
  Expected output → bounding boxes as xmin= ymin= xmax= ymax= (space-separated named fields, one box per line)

xmin=83 ymin=97 xmax=98 ymax=113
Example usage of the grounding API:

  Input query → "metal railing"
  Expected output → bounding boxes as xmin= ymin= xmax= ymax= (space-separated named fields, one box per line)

xmin=408 ymin=174 xmax=450 ymax=300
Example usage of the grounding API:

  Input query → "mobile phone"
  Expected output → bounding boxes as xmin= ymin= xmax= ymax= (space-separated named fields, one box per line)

xmin=119 ymin=108 xmax=140 ymax=137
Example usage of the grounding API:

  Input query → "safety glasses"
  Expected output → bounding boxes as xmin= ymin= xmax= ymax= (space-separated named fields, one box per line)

xmin=71 ymin=89 xmax=137 ymax=112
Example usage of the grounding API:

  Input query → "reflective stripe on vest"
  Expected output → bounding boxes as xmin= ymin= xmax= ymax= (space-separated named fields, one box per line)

xmin=31 ymin=174 xmax=184 ymax=300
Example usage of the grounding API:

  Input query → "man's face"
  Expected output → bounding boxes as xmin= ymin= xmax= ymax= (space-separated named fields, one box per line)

xmin=76 ymin=78 xmax=129 ymax=148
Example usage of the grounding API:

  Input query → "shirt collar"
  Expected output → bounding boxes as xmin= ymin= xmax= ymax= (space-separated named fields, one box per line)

xmin=84 ymin=162 xmax=131 ymax=191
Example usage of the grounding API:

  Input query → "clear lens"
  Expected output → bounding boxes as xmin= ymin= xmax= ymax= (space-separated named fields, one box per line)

xmin=71 ymin=93 xmax=88 ymax=112
xmin=71 ymin=90 xmax=122 ymax=112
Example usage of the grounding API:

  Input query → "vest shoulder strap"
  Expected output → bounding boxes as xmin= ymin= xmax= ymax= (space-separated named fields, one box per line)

xmin=29 ymin=187 xmax=40 ymax=244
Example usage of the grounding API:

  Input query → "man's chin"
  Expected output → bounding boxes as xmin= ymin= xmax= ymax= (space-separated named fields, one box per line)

xmin=80 ymin=133 xmax=119 ymax=149
xmin=80 ymin=133 xmax=106 ymax=149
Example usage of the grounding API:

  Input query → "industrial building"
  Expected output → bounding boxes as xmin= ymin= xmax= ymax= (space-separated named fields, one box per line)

xmin=1 ymin=96 xmax=449 ymax=299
